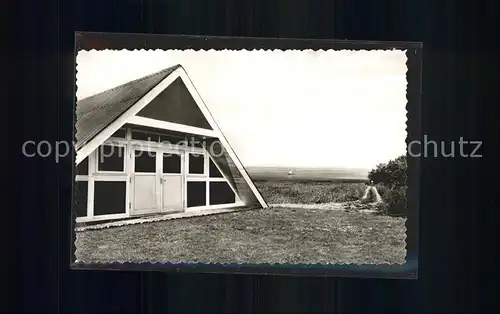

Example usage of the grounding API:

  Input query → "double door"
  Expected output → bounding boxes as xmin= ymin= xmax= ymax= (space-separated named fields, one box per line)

xmin=131 ymin=146 xmax=184 ymax=215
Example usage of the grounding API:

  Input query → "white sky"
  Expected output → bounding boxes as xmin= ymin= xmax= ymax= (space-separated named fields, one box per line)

xmin=76 ymin=49 xmax=408 ymax=170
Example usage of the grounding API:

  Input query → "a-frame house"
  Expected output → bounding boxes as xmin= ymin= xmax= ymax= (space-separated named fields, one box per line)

xmin=74 ymin=65 xmax=268 ymax=223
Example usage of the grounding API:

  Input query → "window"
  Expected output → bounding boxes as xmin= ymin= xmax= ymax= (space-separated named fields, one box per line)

xmin=209 ymin=182 xmax=235 ymax=205
xmin=159 ymin=133 xmax=186 ymax=147
xmin=97 ymin=145 xmax=125 ymax=172
xmin=188 ymin=153 xmax=204 ymax=174
xmin=93 ymin=181 xmax=127 ymax=216
xmin=76 ymin=157 xmax=88 ymax=175
xmin=163 ymin=153 xmax=181 ymax=174
xmin=186 ymin=153 xmax=239 ymax=208
xmin=185 ymin=135 xmax=204 ymax=148
xmin=207 ymin=140 xmax=224 ymax=156
xmin=134 ymin=150 xmax=156 ymax=173
xmin=132 ymin=130 xmax=159 ymax=142
xmin=187 ymin=181 xmax=206 ymax=207
xmin=74 ymin=181 xmax=88 ymax=217
xmin=209 ymin=159 xmax=223 ymax=178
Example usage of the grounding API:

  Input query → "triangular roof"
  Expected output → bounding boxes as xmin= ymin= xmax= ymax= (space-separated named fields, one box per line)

xmin=76 ymin=65 xmax=181 ymax=150
xmin=75 ymin=65 xmax=268 ymax=208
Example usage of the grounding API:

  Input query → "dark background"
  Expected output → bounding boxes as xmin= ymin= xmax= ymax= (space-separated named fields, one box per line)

xmin=9 ymin=0 xmax=493 ymax=312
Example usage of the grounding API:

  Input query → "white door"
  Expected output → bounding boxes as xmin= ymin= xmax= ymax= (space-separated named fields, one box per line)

xmin=160 ymin=150 xmax=184 ymax=213
xmin=132 ymin=148 xmax=160 ymax=215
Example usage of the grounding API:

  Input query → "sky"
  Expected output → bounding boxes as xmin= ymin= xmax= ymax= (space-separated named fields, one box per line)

xmin=76 ymin=49 xmax=408 ymax=170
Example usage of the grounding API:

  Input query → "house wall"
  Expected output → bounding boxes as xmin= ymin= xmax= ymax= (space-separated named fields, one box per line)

xmin=74 ymin=126 xmax=243 ymax=223
xmin=205 ymin=139 xmax=261 ymax=207
xmin=74 ymin=129 xmax=130 ymax=222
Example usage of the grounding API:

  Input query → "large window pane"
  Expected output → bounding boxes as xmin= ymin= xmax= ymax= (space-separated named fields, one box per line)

xmin=209 ymin=181 xmax=236 ymax=205
xmin=74 ymin=181 xmax=88 ymax=217
xmin=111 ymin=128 xmax=126 ymax=138
xmin=207 ymin=140 xmax=224 ymax=156
xmin=187 ymin=181 xmax=206 ymax=207
xmin=94 ymin=181 xmax=127 ymax=215
xmin=134 ymin=151 xmax=156 ymax=173
xmin=185 ymin=135 xmax=204 ymax=148
xmin=132 ymin=130 xmax=159 ymax=142
xmin=188 ymin=153 xmax=204 ymax=174
xmin=209 ymin=159 xmax=223 ymax=178
xmin=163 ymin=153 xmax=181 ymax=174
xmin=159 ymin=133 xmax=186 ymax=147
xmin=97 ymin=145 xmax=124 ymax=172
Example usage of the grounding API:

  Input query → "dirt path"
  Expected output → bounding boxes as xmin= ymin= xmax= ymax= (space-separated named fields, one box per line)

xmin=270 ymin=202 xmax=344 ymax=210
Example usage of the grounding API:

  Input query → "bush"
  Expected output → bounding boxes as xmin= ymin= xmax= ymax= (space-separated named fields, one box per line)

xmin=376 ymin=184 xmax=407 ymax=217
xmin=368 ymin=155 xmax=407 ymax=187
xmin=373 ymin=183 xmax=389 ymax=198
xmin=368 ymin=155 xmax=407 ymax=217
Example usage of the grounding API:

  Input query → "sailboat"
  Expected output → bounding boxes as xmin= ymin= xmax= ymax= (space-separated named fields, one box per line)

xmin=288 ymin=168 xmax=294 ymax=176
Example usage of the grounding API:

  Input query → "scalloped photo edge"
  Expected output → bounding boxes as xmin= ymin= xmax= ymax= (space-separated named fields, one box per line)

xmin=70 ymin=33 xmax=421 ymax=279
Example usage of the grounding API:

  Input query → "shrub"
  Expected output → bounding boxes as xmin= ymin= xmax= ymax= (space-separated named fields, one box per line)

xmin=373 ymin=183 xmax=389 ymax=197
xmin=368 ymin=155 xmax=407 ymax=217
xmin=377 ymin=184 xmax=407 ymax=217
xmin=368 ymin=155 xmax=407 ymax=187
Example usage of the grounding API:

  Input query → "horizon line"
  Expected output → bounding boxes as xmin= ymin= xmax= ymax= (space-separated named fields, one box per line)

xmin=243 ymin=164 xmax=371 ymax=170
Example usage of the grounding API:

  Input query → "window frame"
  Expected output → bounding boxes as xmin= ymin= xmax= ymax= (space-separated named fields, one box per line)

xmin=75 ymin=135 xmax=130 ymax=223
xmin=187 ymin=151 xmax=206 ymax=176
xmin=185 ymin=151 xmax=243 ymax=210
xmin=161 ymin=151 xmax=183 ymax=175
xmin=75 ymin=126 xmax=247 ymax=222
xmin=131 ymin=129 xmax=160 ymax=143
xmin=94 ymin=141 xmax=127 ymax=174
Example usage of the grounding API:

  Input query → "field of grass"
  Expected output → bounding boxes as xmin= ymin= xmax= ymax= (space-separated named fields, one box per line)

xmin=75 ymin=180 xmax=407 ymax=264
xmin=246 ymin=166 xmax=369 ymax=182
xmin=254 ymin=180 xmax=367 ymax=204
xmin=76 ymin=207 xmax=406 ymax=264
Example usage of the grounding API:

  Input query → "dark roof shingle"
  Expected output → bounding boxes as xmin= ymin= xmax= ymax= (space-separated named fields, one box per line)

xmin=75 ymin=65 xmax=181 ymax=150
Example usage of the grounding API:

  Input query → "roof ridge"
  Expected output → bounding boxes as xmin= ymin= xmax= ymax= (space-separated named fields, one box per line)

xmin=76 ymin=64 xmax=181 ymax=104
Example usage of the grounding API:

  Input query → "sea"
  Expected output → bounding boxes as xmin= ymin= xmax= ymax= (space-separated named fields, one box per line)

xmin=246 ymin=166 xmax=369 ymax=182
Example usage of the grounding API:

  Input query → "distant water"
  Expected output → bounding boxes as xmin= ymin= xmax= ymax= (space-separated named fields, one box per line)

xmin=246 ymin=166 xmax=369 ymax=182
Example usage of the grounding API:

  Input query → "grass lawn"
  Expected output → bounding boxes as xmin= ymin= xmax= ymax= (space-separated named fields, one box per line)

xmin=76 ymin=207 xmax=406 ymax=265
xmin=254 ymin=180 xmax=367 ymax=204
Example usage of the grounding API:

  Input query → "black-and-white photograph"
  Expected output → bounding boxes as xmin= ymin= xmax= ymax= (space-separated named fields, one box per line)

xmin=73 ymin=45 xmax=412 ymax=267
